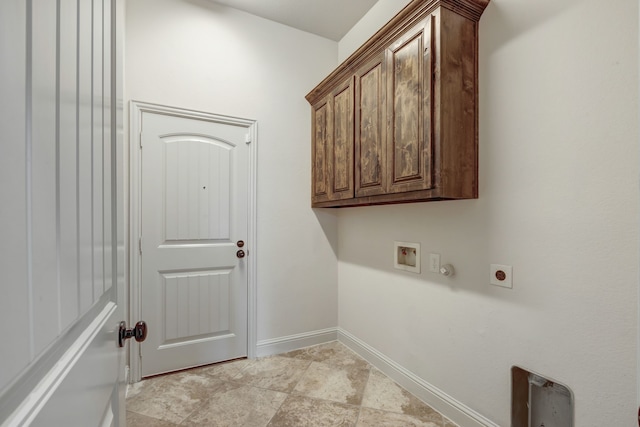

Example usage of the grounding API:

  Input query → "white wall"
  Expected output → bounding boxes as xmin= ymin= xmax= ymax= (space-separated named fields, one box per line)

xmin=338 ymin=0 xmax=410 ymax=61
xmin=338 ymin=0 xmax=639 ymax=425
xmin=125 ymin=0 xmax=340 ymax=344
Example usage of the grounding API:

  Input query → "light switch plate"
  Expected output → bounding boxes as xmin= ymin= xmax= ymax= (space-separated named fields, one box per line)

xmin=429 ymin=253 xmax=440 ymax=273
xmin=490 ymin=264 xmax=513 ymax=288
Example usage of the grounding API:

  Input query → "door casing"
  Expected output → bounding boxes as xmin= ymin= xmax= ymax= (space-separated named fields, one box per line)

xmin=128 ymin=101 xmax=258 ymax=383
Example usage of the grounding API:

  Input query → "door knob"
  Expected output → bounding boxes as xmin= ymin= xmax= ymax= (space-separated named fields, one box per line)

xmin=236 ymin=249 xmax=245 ymax=258
xmin=118 ymin=320 xmax=147 ymax=348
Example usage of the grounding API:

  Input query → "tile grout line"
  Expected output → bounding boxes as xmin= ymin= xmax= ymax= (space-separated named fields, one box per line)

xmin=353 ymin=366 xmax=373 ymax=426
xmin=263 ymin=356 xmax=312 ymax=427
xmin=127 ymin=342 xmax=455 ymax=426
xmin=176 ymin=378 xmax=227 ymax=426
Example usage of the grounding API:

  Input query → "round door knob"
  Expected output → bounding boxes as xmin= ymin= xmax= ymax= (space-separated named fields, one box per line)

xmin=236 ymin=250 xmax=246 ymax=258
xmin=133 ymin=321 xmax=147 ymax=342
xmin=118 ymin=320 xmax=148 ymax=347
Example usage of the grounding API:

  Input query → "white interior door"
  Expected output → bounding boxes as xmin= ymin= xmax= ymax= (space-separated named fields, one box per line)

xmin=0 ymin=0 xmax=125 ymax=426
xmin=138 ymin=108 xmax=251 ymax=377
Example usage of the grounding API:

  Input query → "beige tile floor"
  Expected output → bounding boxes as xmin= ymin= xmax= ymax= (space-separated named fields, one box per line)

xmin=126 ymin=341 xmax=458 ymax=427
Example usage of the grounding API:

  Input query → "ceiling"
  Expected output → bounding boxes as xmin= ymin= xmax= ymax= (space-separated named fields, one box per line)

xmin=211 ymin=0 xmax=379 ymax=41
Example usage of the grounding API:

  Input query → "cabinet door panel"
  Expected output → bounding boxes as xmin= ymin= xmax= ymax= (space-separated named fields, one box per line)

xmin=355 ymin=55 xmax=386 ymax=197
xmin=387 ymin=17 xmax=434 ymax=193
xmin=312 ymin=100 xmax=330 ymax=203
xmin=330 ymin=78 xmax=354 ymax=200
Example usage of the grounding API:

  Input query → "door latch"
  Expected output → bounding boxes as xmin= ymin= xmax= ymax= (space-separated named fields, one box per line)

xmin=118 ymin=321 xmax=147 ymax=348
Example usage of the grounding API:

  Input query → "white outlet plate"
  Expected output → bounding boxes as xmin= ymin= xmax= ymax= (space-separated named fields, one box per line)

xmin=429 ymin=253 xmax=440 ymax=273
xmin=490 ymin=264 xmax=513 ymax=288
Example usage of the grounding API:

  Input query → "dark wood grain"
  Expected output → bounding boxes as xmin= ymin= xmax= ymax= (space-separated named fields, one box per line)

xmin=355 ymin=54 xmax=387 ymax=197
xmin=311 ymin=79 xmax=354 ymax=205
xmin=435 ymin=7 xmax=478 ymax=198
xmin=386 ymin=19 xmax=433 ymax=193
xmin=392 ymin=36 xmax=421 ymax=180
xmin=308 ymin=0 xmax=488 ymax=208
xmin=311 ymin=101 xmax=329 ymax=204
xmin=329 ymin=78 xmax=354 ymax=200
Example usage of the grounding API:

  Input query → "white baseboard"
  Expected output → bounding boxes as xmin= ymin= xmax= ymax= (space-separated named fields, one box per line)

xmin=255 ymin=327 xmax=338 ymax=358
xmin=256 ymin=327 xmax=499 ymax=427
xmin=337 ymin=328 xmax=499 ymax=427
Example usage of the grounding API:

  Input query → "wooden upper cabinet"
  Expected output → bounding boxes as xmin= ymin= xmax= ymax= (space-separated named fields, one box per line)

xmin=311 ymin=98 xmax=330 ymax=204
xmin=386 ymin=17 xmax=433 ymax=194
xmin=311 ymin=77 xmax=354 ymax=204
xmin=355 ymin=53 xmax=386 ymax=197
xmin=307 ymin=0 xmax=489 ymax=208
xmin=330 ymin=78 xmax=355 ymax=201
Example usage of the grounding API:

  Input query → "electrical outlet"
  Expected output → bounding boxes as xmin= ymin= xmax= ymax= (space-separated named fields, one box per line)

xmin=429 ymin=253 xmax=441 ymax=273
xmin=490 ymin=264 xmax=513 ymax=288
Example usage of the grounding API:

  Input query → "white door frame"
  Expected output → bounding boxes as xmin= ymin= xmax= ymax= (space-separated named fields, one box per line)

xmin=128 ymin=101 xmax=258 ymax=383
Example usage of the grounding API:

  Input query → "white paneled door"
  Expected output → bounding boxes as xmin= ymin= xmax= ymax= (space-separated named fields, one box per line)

xmin=0 ymin=0 xmax=125 ymax=426
xmin=137 ymin=107 xmax=252 ymax=377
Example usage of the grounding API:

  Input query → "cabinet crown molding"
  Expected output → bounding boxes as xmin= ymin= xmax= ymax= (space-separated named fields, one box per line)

xmin=306 ymin=0 xmax=489 ymax=104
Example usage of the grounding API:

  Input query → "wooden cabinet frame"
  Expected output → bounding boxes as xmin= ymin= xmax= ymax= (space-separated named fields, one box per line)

xmin=355 ymin=53 xmax=387 ymax=197
xmin=307 ymin=0 xmax=489 ymax=208
xmin=311 ymin=77 xmax=355 ymax=204
xmin=386 ymin=16 xmax=433 ymax=194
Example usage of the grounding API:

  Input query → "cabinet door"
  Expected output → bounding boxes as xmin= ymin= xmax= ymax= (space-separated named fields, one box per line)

xmin=355 ymin=54 xmax=387 ymax=197
xmin=311 ymin=98 xmax=331 ymax=204
xmin=329 ymin=77 xmax=355 ymax=201
xmin=311 ymin=78 xmax=354 ymax=205
xmin=386 ymin=16 xmax=434 ymax=193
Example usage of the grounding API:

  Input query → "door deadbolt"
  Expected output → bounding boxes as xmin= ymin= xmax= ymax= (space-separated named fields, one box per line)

xmin=237 ymin=240 xmax=245 ymax=248
xmin=236 ymin=249 xmax=246 ymax=258
xmin=118 ymin=320 xmax=147 ymax=348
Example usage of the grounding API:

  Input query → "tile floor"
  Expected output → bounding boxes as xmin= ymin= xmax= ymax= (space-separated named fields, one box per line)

xmin=126 ymin=341 xmax=458 ymax=427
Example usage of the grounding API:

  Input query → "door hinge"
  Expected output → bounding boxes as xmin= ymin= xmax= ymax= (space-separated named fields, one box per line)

xmin=139 ymin=132 xmax=143 ymax=149
xmin=138 ymin=237 xmax=142 ymax=255
xmin=245 ymin=133 xmax=251 ymax=145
